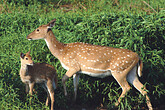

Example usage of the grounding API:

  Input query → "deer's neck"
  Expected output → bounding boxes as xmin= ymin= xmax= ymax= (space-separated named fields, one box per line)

xmin=44 ymin=30 xmax=65 ymax=58
xmin=20 ymin=64 xmax=28 ymax=77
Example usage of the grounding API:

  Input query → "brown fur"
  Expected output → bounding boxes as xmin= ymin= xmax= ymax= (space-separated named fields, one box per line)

xmin=19 ymin=51 xmax=57 ymax=110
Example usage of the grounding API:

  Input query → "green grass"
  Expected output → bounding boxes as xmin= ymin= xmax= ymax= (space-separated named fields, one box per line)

xmin=0 ymin=0 xmax=165 ymax=109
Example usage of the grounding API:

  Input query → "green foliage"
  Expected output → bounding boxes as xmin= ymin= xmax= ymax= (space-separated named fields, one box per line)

xmin=0 ymin=0 xmax=165 ymax=109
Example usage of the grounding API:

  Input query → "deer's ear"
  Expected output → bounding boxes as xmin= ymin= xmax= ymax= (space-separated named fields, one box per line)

xmin=20 ymin=53 xmax=25 ymax=59
xmin=47 ymin=18 xmax=56 ymax=28
xmin=26 ymin=50 xmax=31 ymax=55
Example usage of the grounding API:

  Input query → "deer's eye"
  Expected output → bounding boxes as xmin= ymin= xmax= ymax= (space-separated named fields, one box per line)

xmin=36 ymin=29 xmax=39 ymax=32
xmin=26 ymin=58 xmax=28 ymax=60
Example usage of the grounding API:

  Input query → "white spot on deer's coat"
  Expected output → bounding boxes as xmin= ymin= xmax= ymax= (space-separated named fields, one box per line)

xmin=127 ymin=55 xmax=130 ymax=57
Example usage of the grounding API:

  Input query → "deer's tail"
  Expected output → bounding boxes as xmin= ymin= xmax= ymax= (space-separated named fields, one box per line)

xmin=138 ymin=58 xmax=143 ymax=77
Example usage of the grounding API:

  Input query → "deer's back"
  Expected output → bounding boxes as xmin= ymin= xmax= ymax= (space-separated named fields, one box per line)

xmin=60 ymin=42 xmax=139 ymax=71
xmin=27 ymin=63 xmax=56 ymax=81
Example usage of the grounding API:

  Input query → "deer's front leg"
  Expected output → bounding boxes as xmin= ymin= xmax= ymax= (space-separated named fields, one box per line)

xmin=62 ymin=75 xmax=69 ymax=96
xmin=73 ymin=74 xmax=80 ymax=100
xmin=62 ymin=69 xmax=78 ymax=96
xmin=29 ymin=82 xmax=35 ymax=95
xmin=25 ymin=84 xmax=29 ymax=94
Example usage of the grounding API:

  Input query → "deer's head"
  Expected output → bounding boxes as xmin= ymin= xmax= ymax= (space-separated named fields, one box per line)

xmin=27 ymin=19 xmax=56 ymax=40
xmin=20 ymin=50 xmax=34 ymax=66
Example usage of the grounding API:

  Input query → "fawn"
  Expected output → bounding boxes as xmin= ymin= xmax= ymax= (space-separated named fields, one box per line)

xmin=27 ymin=19 xmax=153 ymax=110
xmin=19 ymin=50 xmax=57 ymax=110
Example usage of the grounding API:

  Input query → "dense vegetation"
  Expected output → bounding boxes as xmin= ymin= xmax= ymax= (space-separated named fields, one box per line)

xmin=0 ymin=0 xmax=165 ymax=109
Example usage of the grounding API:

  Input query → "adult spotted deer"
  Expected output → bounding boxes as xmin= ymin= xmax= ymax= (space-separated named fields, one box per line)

xmin=27 ymin=19 xmax=153 ymax=110
xmin=19 ymin=51 xmax=57 ymax=110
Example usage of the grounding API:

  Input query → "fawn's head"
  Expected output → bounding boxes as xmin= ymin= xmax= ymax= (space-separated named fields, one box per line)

xmin=27 ymin=18 xmax=56 ymax=40
xmin=20 ymin=51 xmax=34 ymax=66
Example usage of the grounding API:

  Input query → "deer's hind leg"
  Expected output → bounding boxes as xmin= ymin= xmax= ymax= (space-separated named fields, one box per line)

xmin=127 ymin=66 xmax=153 ymax=110
xmin=46 ymin=79 xmax=55 ymax=110
xmin=112 ymin=71 xmax=131 ymax=106
xmin=42 ymin=83 xmax=51 ymax=106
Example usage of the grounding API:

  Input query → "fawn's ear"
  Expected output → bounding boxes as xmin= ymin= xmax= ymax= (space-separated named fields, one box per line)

xmin=20 ymin=53 xmax=25 ymax=59
xmin=26 ymin=50 xmax=31 ymax=55
xmin=47 ymin=18 xmax=56 ymax=29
